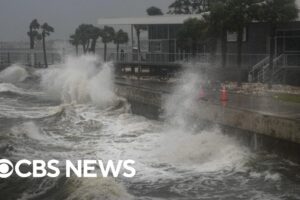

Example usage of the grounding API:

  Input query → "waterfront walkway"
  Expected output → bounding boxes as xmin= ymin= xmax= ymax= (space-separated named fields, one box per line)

xmin=115 ymin=77 xmax=300 ymax=120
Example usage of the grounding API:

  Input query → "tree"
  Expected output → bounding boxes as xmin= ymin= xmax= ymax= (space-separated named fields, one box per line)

xmin=146 ymin=6 xmax=164 ymax=16
xmin=134 ymin=25 xmax=147 ymax=54
xmin=41 ymin=23 xmax=54 ymax=68
xmin=100 ymin=26 xmax=115 ymax=62
xmin=89 ymin=26 xmax=102 ymax=53
xmin=69 ymin=33 xmax=81 ymax=56
xmin=71 ymin=24 xmax=104 ymax=55
xmin=168 ymin=0 xmax=193 ymax=14
xmin=168 ymin=0 xmax=210 ymax=14
xmin=191 ymin=0 xmax=210 ymax=13
xmin=27 ymin=19 xmax=40 ymax=50
xmin=177 ymin=18 xmax=208 ymax=55
xmin=257 ymin=0 xmax=298 ymax=88
xmin=74 ymin=24 xmax=93 ymax=54
xmin=204 ymin=1 xmax=230 ymax=67
xmin=226 ymin=0 xmax=259 ymax=86
xmin=114 ymin=29 xmax=129 ymax=60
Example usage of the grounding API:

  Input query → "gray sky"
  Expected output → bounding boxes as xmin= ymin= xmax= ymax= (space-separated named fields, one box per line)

xmin=0 ymin=0 xmax=299 ymax=42
xmin=0 ymin=0 xmax=173 ymax=41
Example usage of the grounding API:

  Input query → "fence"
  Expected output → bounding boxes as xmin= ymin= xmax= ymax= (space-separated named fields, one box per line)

xmin=108 ymin=52 xmax=210 ymax=65
xmin=108 ymin=52 xmax=268 ymax=68
xmin=0 ymin=50 xmax=62 ymax=68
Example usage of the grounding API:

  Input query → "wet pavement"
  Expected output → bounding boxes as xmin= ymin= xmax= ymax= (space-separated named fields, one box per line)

xmin=115 ymin=77 xmax=300 ymax=120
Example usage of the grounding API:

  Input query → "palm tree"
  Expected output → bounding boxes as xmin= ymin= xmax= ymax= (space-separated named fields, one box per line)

xmin=114 ymin=29 xmax=129 ymax=60
xmin=89 ymin=26 xmax=102 ymax=54
xmin=134 ymin=25 xmax=147 ymax=55
xmin=69 ymin=33 xmax=80 ymax=56
xmin=146 ymin=6 xmax=164 ymax=16
xmin=27 ymin=19 xmax=40 ymax=50
xmin=75 ymin=24 xmax=93 ymax=54
xmin=100 ymin=26 xmax=115 ymax=62
xmin=226 ymin=0 xmax=258 ymax=86
xmin=257 ymin=0 xmax=298 ymax=88
xmin=41 ymin=23 xmax=54 ymax=68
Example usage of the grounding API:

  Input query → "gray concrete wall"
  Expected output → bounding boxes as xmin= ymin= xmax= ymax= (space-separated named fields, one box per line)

xmin=115 ymin=83 xmax=300 ymax=145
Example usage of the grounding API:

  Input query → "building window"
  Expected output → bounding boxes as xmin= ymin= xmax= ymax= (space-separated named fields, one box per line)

xmin=149 ymin=25 xmax=168 ymax=40
xmin=149 ymin=41 xmax=161 ymax=52
xmin=227 ymin=28 xmax=247 ymax=42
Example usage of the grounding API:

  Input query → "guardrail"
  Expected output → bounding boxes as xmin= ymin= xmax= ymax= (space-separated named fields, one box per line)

xmin=0 ymin=50 xmax=62 ymax=67
xmin=108 ymin=52 xmax=211 ymax=65
xmin=249 ymin=54 xmax=300 ymax=83
xmin=109 ymin=52 xmax=268 ymax=67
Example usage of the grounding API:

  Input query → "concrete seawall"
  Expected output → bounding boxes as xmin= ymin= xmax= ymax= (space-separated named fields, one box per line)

xmin=115 ymin=82 xmax=300 ymax=150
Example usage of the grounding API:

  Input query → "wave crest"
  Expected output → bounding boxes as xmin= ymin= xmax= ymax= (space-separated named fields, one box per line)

xmin=0 ymin=64 xmax=28 ymax=83
xmin=40 ymin=55 xmax=117 ymax=107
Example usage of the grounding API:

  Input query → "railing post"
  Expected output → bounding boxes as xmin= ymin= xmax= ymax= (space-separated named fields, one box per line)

xmin=138 ymin=51 xmax=141 ymax=80
xmin=7 ymin=52 xmax=10 ymax=65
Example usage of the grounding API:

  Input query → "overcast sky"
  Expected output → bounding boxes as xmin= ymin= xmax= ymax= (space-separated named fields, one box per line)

xmin=0 ymin=0 xmax=173 ymax=41
xmin=0 ymin=0 xmax=299 ymax=42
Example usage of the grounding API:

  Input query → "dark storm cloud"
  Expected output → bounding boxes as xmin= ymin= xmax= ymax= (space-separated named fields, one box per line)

xmin=0 ymin=0 xmax=173 ymax=41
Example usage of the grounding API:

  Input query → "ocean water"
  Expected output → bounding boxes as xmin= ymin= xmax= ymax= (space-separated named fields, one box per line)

xmin=0 ymin=55 xmax=299 ymax=200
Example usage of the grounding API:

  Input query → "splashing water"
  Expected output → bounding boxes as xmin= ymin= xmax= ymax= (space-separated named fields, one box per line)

xmin=153 ymin=69 xmax=250 ymax=173
xmin=0 ymin=64 xmax=28 ymax=83
xmin=0 ymin=55 xmax=299 ymax=200
xmin=164 ymin=71 xmax=202 ymax=128
xmin=0 ymin=82 xmax=27 ymax=94
xmin=39 ymin=54 xmax=117 ymax=106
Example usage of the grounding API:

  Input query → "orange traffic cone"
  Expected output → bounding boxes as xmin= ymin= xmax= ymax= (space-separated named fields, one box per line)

xmin=220 ymin=86 xmax=228 ymax=102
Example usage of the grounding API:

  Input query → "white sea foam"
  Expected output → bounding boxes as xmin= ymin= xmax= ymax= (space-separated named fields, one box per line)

xmin=0 ymin=83 xmax=26 ymax=94
xmin=0 ymin=64 xmax=28 ymax=83
xmin=11 ymin=121 xmax=45 ymax=141
xmin=154 ymin=70 xmax=250 ymax=172
xmin=65 ymin=177 xmax=133 ymax=200
xmin=40 ymin=54 xmax=117 ymax=107
xmin=154 ymin=127 xmax=249 ymax=172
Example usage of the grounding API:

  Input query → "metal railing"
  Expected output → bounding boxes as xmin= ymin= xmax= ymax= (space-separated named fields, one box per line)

xmin=108 ymin=52 xmax=211 ymax=65
xmin=108 ymin=52 xmax=269 ymax=67
xmin=0 ymin=50 xmax=62 ymax=68
xmin=249 ymin=54 xmax=300 ymax=83
xmin=249 ymin=56 xmax=269 ymax=80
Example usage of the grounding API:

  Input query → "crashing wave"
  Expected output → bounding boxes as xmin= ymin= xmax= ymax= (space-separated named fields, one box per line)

xmin=39 ymin=55 xmax=118 ymax=107
xmin=0 ymin=64 xmax=29 ymax=83
xmin=0 ymin=83 xmax=27 ymax=95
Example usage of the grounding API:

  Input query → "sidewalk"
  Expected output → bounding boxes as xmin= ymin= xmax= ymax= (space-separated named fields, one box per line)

xmin=115 ymin=77 xmax=300 ymax=120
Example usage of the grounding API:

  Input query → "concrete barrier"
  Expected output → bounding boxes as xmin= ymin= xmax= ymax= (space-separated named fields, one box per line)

xmin=115 ymin=83 xmax=300 ymax=145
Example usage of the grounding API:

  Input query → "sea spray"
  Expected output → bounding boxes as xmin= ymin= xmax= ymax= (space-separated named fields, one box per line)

xmin=0 ymin=64 xmax=28 ymax=83
xmin=0 ymin=56 xmax=299 ymax=199
xmin=40 ymin=54 xmax=117 ymax=107
xmin=155 ymin=127 xmax=249 ymax=171
xmin=163 ymin=71 xmax=202 ymax=130
xmin=156 ymin=69 xmax=249 ymax=171
xmin=11 ymin=121 xmax=45 ymax=141
xmin=0 ymin=83 xmax=27 ymax=94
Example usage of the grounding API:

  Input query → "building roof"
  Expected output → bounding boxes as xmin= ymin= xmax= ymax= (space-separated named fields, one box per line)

xmin=97 ymin=14 xmax=204 ymax=25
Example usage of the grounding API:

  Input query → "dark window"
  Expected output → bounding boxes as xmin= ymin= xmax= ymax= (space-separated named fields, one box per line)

xmin=285 ymin=37 xmax=300 ymax=52
xmin=149 ymin=25 xmax=168 ymax=40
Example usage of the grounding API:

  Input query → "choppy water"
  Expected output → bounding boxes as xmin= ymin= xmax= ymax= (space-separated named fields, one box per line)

xmin=0 ymin=55 xmax=300 ymax=200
